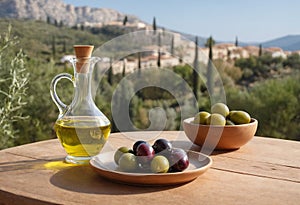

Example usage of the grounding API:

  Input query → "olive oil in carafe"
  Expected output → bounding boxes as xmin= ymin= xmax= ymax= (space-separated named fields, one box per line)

xmin=54 ymin=117 xmax=111 ymax=158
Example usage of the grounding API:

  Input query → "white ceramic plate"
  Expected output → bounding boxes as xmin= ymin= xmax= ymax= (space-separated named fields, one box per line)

xmin=90 ymin=150 xmax=212 ymax=186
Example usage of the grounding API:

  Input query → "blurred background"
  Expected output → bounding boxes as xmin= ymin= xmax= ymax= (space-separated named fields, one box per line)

xmin=0 ymin=0 xmax=299 ymax=149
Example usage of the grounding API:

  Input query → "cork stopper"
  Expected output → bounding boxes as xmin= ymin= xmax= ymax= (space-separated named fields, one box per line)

xmin=74 ymin=45 xmax=94 ymax=73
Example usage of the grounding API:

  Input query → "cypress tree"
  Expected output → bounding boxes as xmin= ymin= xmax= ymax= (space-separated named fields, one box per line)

xmin=153 ymin=17 xmax=157 ymax=33
xmin=123 ymin=16 xmax=128 ymax=26
xmin=108 ymin=58 xmax=113 ymax=85
xmin=157 ymin=33 xmax=161 ymax=68
xmin=208 ymin=37 xmax=213 ymax=59
xmin=259 ymin=44 xmax=263 ymax=56
xmin=122 ymin=59 xmax=126 ymax=77
xmin=171 ymin=35 xmax=175 ymax=56
xmin=205 ymin=36 xmax=215 ymax=47
xmin=207 ymin=36 xmax=214 ymax=95
xmin=235 ymin=36 xmax=238 ymax=47
xmin=193 ymin=36 xmax=199 ymax=102
xmin=157 ymin=48 xmax=161 ymax=68
xmin=138 ymin=52 xmax=141 ymax=77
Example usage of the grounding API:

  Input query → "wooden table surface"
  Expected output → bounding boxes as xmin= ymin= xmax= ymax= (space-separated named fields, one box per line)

xmin=0 ymin=131 xmax=299 ymax=205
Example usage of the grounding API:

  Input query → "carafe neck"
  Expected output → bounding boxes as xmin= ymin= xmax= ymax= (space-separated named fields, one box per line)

xmin=74 ymin=72 xmax=93 ymax=101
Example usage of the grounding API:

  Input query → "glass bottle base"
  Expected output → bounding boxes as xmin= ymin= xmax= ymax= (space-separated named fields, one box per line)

xmin=65 ymin=155 xmax=92 ymax=165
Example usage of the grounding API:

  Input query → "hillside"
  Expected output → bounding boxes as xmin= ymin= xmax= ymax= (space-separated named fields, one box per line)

xmin=0 ymin=18 xmax=130 ymax=61
xmin=0 ymin=0 xmax=140 ymax=26
xmin=0 ymin=0 xmax=299 ymax=51
xmin=262 ymin=35 xmax=300 ymax=51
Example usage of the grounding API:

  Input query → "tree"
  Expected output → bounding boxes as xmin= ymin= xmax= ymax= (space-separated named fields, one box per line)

xmin=157 ymin=48 xmax=161 ymax=68
xmin=205 ymin=36 xmax=215 ymax=47
xmin=138 ymin=52 xmax=142 ymax=77
xmin=235 ymin=36 xmax=238 ymax=47
xmin=157 ymin=33 xmax=161 ymax=68
xmin=170 ymin=35 xmax=175 ymax=56
xmin=227 ymin=75 xmax=300 ymax=140
xmin=206 ymin=36 xmax=214 ymax=95
xmin=283 ymin=53 xmax=300 ymax=69
xmin=108 ymin=58 xmax=113 ymax=85
xmin=259 ymin=44 xmax=263 ymax=56
xmin=192 ymin=36 xmax=199 ymax=102
xmin=123 ymin=16 xmax=128 ymax=26
xmin=122 ymin=58 xmax=126 ymax=77
xmin=152 ymin=17 xmax=157 ymax=33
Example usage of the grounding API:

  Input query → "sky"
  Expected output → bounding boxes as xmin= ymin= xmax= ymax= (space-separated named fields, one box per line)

xmin=63 ymin=0 xmax=300 ymax=43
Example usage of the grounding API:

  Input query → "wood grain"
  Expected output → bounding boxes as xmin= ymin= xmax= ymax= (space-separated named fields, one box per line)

xmin=0 ymin=131 xmax=299 ymax=205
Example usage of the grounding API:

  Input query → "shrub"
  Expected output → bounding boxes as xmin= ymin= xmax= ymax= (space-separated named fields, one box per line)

xmin=0 ymin=25 xmax=29 ymax=149
xmin=227 ymin=75 xmax=300 ymax=140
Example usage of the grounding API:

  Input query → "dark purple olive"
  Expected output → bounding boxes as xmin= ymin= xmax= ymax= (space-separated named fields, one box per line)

xmin=136 ymin=143 xmax=155 ymax=165
xmin=169 ymin=148 xmax=189 ymax=172
xmin=152 ymin=138 xmax=172 ymax=154
xmin=132 ymin=140 xmax=148 ymax=154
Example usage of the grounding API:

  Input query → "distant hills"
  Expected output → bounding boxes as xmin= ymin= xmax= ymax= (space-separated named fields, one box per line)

xmin=180 ymin=33 xmax=300 ymax=52
xmin=1 ymin=0 xmax=300 ymax=51
xmin=261 ymin=35 xmax=300 ymax=51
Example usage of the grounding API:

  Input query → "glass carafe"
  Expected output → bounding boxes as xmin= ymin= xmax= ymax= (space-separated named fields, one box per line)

xmin=50 ymin=45 xmax=111 ymax=164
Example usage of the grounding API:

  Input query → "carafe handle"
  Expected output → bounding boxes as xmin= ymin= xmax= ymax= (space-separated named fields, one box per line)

xmin=50 ymin=73 xmax=73 ymax=116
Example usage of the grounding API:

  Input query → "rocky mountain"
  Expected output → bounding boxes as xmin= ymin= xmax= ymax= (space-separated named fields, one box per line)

xmin=1 ymin=0 xmax=299 ymax=51
xmin=0 ymin=0 xmax=140 ymax=26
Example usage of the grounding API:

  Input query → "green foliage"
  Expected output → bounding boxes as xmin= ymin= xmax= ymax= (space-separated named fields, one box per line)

xmin=227 ymin=75 xmax=300 ymax=140
xmin=283 ymin=53 xmax=300 ymax=69
xmin=193 ymin=36 xmax=199 ymax=101
xmin=213 ymin=59 xmax=243 ymax=86
xmin=0 ymin=19 xmax=107 ymax=61
xmin=0 ymin=25 xmax=29 ymax=149
xmin=1 ymin=18 xmax=300 ymax=150
xmin=235 ymin=54 xmax=286 ymax=85
xmin=205 ymin=36 xmax=215 ymax=48
xmin=90 ymin=25 xmax=133 ymax=39
xmin=173 ymin=64 xmax=193 ymax=87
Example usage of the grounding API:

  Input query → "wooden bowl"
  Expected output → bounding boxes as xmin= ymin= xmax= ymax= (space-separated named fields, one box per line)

xmin=183 ymin=117 xmax=258 ymax=150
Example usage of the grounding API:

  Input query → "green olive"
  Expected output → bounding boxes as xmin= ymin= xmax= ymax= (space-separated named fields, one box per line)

xmin=206 ymin=113 xmax=226 ymax=126
xmin=114 ymin=146 xmax=131 ymax=165
xmin=229 ymin=110 xmax=251 ymax=124
xmin=194 ymin=111 xmax=211 ymax=125
xmin=211 ymin=103 xmax=230 ymax=117
xmin=118 ymin=153 xmax=137 ymax=172
xmin=150 ymin=155 xmax=170 ymax=173
xmin=226 ymin=119 xmax=235 ymax=125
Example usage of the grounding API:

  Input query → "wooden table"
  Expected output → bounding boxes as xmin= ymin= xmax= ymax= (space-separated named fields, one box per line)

xmin=0 ymin=131 xmax=299 ymax=205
